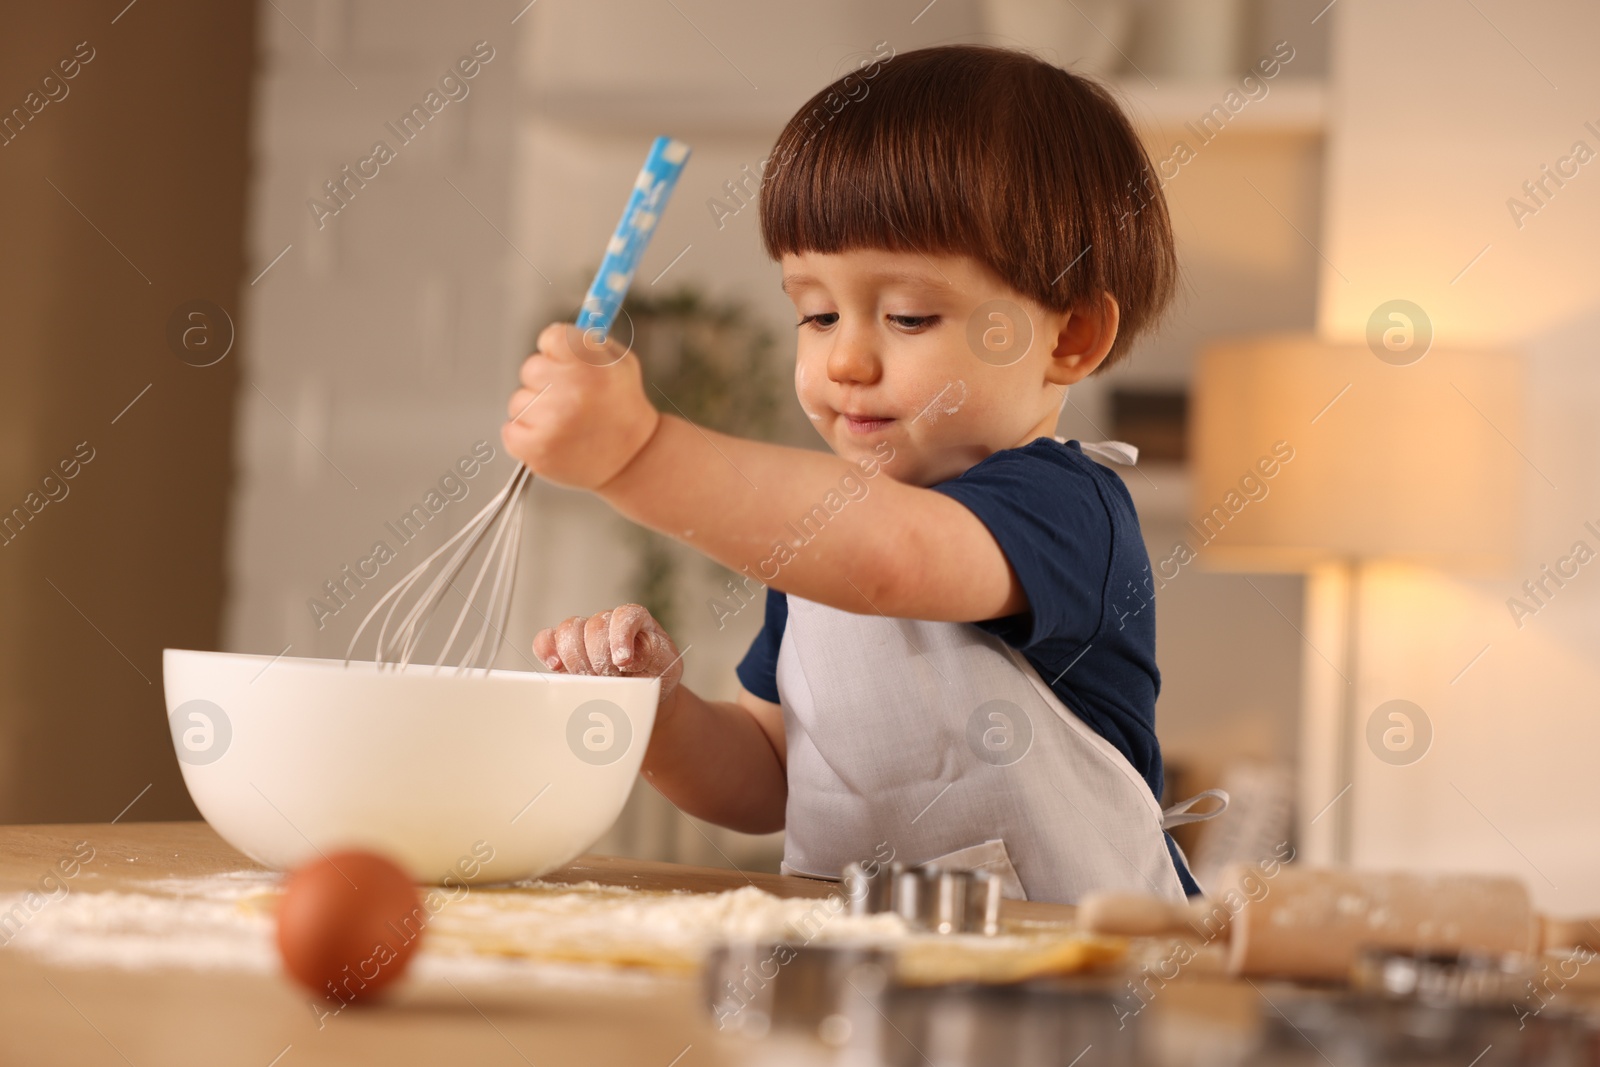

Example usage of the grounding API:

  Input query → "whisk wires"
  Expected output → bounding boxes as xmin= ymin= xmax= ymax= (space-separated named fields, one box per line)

xmin=345 ymin=467 xmax=532 ymax=674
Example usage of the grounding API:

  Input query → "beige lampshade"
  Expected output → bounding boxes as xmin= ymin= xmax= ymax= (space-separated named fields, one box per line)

xmin=1188 ymin=334 xmax=1522 ymax=573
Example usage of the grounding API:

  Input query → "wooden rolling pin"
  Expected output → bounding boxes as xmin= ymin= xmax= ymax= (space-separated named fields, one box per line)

xmin=1079 ymin=865 xmax=1600 ymax=981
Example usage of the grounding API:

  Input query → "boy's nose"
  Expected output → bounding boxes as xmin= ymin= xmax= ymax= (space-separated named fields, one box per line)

xmin=826 ymin=330 xmax=881 ymax=385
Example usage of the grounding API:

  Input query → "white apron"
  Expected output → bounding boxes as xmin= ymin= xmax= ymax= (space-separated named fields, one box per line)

xmin=774 ymin=440 xmax=1222 ymax=905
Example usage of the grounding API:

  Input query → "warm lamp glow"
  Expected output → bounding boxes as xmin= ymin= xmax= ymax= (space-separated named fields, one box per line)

xmin=1189 ymin=334 xmax=1522 ymax=575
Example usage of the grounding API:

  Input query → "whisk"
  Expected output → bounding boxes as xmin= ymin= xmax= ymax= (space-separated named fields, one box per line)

xmin=346 ymin=136 xmax=692 ymax=673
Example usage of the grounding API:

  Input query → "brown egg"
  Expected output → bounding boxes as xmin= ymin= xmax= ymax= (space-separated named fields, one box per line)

xmin=275 ymin=849 xmax=427 ymax=1005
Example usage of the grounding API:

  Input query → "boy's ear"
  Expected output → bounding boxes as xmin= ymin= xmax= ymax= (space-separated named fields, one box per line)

xmin=1043 ymin=292 xmax=1120 ymax=385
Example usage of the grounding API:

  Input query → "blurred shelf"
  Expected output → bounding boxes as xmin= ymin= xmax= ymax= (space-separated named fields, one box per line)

xmin=525 ymin=85 xmax=799 ymax=137
xmin=1112 ymin=76 xmax=1327 ymax=136
xmin=524 ymin=77 xmax=1327 ymax=139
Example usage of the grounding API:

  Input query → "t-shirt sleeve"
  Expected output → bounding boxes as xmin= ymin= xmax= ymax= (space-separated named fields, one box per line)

xmin=931 ymin=449 xmax=1111 ymax=651
xmin=734 ymin=589 xmax=788 ymax=703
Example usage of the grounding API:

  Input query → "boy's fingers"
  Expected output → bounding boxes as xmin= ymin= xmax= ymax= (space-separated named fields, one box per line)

xmin=516 ymin=348 xmax=556 ymax=391
xmin=543 ymin=322 xmax=622 ymax=366
xmin=541 ymin=606 xmax=678 ymax=680
xmin=636 ymin=628 xmax=671 ymax=673
xmin=536 ymin=322 xmax=582 ymax=364
xmin=507 ymin=386 xmax=545 ymax=423
xmin=609 ymin=603 xmax=650 ymax=665
xmin=531 ymin=627 xmax=562 ymax=671
xmin=574 ymin=328 xmax=626 ymax=367
xmin=499 ymin=420 xmax=529 ymax=463
xmin=583 ymin=611 xmax=621 ymax=676
xmin=554 ymin=617 xmax=595 ymax=675
xmin=501 ymin=416 xmax=540 ymax=448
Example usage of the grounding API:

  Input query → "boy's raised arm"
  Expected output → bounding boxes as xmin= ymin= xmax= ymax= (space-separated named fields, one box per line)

xmin=501 ymin=322 xmax=1027 ymax=624
xmin=597 ymin=413 xmax=1025 ymax=623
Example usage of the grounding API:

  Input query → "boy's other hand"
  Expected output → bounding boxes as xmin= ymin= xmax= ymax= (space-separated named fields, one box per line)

xmin=533 ymin=603 xmax=684 ymax=707
xmin=502 ymin=322 xmax=661 ymax=490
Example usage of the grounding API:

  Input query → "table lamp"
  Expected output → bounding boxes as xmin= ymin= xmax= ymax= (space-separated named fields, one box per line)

xmin=1188 ymin=333 xmax=1523 ymax=863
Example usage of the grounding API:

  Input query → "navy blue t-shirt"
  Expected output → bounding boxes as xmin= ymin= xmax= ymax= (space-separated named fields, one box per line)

xmin=736 ymin=438 xmax=1197 ymax=894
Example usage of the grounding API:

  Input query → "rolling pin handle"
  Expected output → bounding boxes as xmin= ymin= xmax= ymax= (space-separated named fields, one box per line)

xmin=1541 ymin=915 xmax=1600 ymax=953
xmin=1077 ymin=891 xmax=1227 ymax=938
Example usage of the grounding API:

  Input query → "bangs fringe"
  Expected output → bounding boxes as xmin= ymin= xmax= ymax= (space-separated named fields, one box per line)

xmin=758 ymin=45 xmax=1176 ymax=368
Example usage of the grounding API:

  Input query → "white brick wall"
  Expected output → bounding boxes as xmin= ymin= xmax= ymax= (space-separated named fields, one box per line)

xmin=228 ymin=0 xmax=539 ymax=663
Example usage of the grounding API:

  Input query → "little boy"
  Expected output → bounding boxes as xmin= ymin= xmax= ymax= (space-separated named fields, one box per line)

xmin=503 ymin=44 xmax=1209 ymax=903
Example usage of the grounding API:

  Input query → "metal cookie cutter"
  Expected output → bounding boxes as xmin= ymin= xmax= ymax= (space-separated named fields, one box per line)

xmin=1350 ymin=947 xmax=1534 ymax=1006
xmin=704 ymin=941 xmax=893 ymax=1046
xmin=843 ymin=860 xmax=1002 ymax=936
xmin=882 ymin=981 xmax=1141 ymax=1067
xmin=1244 ymin=950 xmax=1578 ymax=1067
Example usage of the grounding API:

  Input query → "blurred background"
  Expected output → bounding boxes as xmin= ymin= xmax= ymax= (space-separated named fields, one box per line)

xmin=2 ymin=0 xmax=1597 ymax=910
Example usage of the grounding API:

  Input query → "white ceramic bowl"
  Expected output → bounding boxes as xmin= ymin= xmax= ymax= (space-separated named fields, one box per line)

xmin=162 ymin=649 xmax=659 ymax=884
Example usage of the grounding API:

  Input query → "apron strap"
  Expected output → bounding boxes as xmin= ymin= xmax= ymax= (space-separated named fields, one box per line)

xmin=1160 ymin=788 xmax=1230 ymax=830
xmin=1077 ymin=439 xmax=1139 ymax=466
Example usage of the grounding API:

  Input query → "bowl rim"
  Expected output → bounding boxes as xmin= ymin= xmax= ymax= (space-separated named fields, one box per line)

xmin=162 ymin=647 xmax=662 ymax=686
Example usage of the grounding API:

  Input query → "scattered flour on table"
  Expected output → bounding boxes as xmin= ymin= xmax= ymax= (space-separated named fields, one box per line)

xmin=0 ymin=872 xmax=280 ymax=972
xmin=0 ymin=874 xmax=909 ymax=988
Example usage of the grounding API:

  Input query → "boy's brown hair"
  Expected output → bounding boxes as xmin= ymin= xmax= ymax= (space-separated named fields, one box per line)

xmin=759 ymin=44 xmax=1177 ymax=371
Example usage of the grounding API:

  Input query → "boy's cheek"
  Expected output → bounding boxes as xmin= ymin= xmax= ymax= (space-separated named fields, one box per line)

xmin=792 ymin=362 xmax=830 ymax=414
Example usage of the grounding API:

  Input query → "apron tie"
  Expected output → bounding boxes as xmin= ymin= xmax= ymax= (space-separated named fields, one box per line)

xmin=1160 ymin=788 xmax=1230 ymax=830
xmin=1063 ymin=438 xmax=1140 ymax=467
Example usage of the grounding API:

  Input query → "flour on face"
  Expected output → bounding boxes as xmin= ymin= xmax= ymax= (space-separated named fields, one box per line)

xmin=912 ymin=380 xmax=968 ymax=424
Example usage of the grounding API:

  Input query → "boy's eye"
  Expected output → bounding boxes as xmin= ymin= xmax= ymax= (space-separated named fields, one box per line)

xmin=795 ymin=312 xmax=939 ymax=331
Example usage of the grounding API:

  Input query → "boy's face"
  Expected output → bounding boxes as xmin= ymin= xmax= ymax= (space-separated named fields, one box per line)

xmin=780 ymin=249 xmax=1109 ymax=486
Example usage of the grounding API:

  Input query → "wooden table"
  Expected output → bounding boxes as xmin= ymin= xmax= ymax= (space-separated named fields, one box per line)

xmin=0 ymin=821 xmax=1081 ymax=1066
